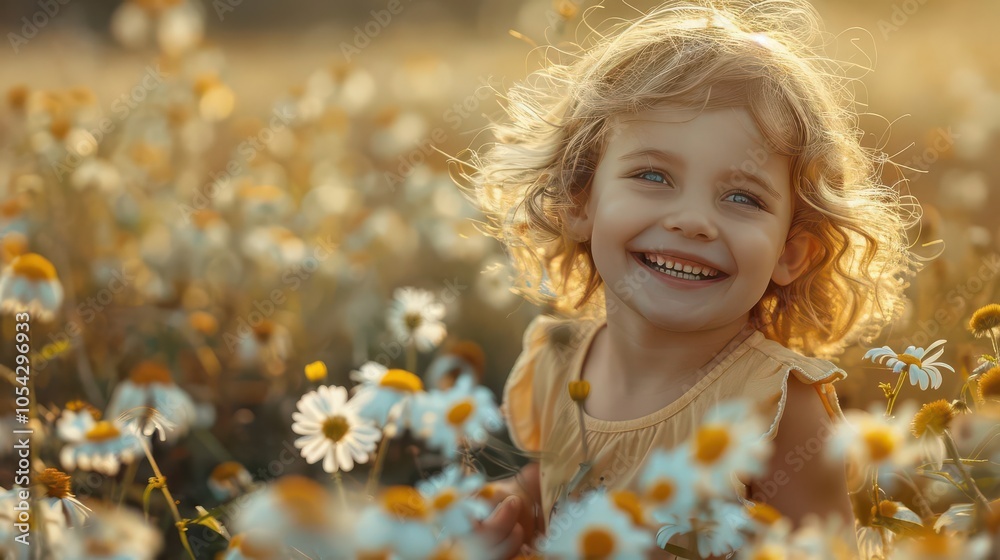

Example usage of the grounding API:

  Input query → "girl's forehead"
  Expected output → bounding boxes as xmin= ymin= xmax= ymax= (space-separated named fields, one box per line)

xmin=607 ymin=106 xmax=779 ymax=154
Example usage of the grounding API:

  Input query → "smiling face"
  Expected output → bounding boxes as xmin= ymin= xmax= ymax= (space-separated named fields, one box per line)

xmin=568 ymin=105 xmax=810 ymax=333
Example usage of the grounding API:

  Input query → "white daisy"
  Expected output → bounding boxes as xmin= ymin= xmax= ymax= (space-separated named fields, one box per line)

xmin=864 ymin=340 xmax=954 ymax=391
xmin=934 ymin=503 xmax=975 ymax=533
xmin=63 ymin=505 xmax=163 ymax=560
xmin=57 ymin=410 xmax=145 ymax=476
xmin=231 ymin=475 xmax=342 ymax=557
xmin=353 ymin=486 xmax=439 ymax=560
xmin=539 ymin=490 xmax=654 ymax=559
xmin=888 ymin=531 xmax=992 ymax=560
xmin=386 ymin=286 xmax=447 ymax=352
xmin=412 ymin=374 xmax=503 ymax=459
xmin=207 ymin=461 xmax=255 ymax=501
xmin=37 ymin=467 xmax=90 ymax=527
xmin=856 ymin=525 xmax=892 ymax=560
xmin=350 ymin=361 xmax=424 ymax=429
xmin=415 ymin=465 xmax=491 ymax=537
xmin=291 ymin=385 xmax=381 ymax=473
xmin=689 ymin=400 xmax=772 ymax=495
xmin=105 ymin=361 xmax=197 ymax=441
xmin=828 ymin=403 xmax=919 ymax=469
xmin=0 ymin=252 xmax=64 ymax=321
xmin=0 ymin=487 xmax=66 ymax=557
xmin=637 ymin=445 xmax=698 ymax=526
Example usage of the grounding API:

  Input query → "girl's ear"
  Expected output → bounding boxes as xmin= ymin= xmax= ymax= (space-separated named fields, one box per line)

xmin=564 ymin=202 xmax=594 ymax=243
xmin=772 ymin=231 xmax=821 ymax=286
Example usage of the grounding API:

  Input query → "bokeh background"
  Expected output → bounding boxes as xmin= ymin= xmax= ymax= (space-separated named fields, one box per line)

xmin=0 ymin=0 xmax=998 ymax=556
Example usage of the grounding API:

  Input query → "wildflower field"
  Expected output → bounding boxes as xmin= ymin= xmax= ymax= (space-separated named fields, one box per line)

xmin=0 ymin=0 xmax=999 ymax=558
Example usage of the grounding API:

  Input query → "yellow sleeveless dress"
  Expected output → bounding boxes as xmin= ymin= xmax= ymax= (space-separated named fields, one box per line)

xmin=501 ymin=314 xmax=849 ymax=524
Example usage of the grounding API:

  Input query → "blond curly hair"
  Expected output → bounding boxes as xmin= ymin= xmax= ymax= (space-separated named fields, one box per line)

xmin=456 ymin=0 xmax=920 ymax=358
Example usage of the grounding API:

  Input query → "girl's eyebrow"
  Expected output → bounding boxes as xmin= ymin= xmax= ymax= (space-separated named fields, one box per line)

xmin=617 ymin=148 xmax=686 ymax=171
xmin=617 ymin=147 xmax=781 ymax=201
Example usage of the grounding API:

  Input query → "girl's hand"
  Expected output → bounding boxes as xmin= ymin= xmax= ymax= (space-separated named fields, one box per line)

xmin=477 ymin=495 xmax=525 ymax=559
xmin=475 ymin=462 xmax=542 ymax=559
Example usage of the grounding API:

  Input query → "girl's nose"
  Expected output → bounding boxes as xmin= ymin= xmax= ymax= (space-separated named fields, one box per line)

xmin=660 ymin=205 xmax=718 ymax=240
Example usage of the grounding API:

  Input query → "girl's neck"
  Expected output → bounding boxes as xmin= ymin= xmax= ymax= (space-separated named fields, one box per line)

xmin=593 ymin=306 xmax=753 ymax=396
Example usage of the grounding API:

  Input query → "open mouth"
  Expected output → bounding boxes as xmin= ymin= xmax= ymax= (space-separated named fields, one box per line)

xmin=632 ymin=252 xmax=729 ymax=282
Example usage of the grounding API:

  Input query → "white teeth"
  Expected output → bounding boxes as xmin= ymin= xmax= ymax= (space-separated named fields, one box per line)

xmin=639 ymin=253 xmax=721 ymax=279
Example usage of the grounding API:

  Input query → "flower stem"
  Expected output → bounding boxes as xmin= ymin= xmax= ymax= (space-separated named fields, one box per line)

xmin=871 ymin=465 xmax=882 ymax=513
xmin=942 ymin=429 xmax=992 ymax=526
xmin=576 ymin=404 xmax=590 ymax=463
xmin=366 ymin=432 xmax=391 ymax=497
xmin=885 ymin=370 xmax=908 ymax=417
xmin=406 ymin=342 xmax=417 ymax=373
xmin=118 ymin=460 xmax=140 ymax=506
xmin=138 ymin=436 xmax=196 ymax=560
xmin=332 ymin=471 xmax=347 ymax=509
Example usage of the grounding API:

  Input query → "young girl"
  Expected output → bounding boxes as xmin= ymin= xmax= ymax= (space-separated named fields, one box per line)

xmin=460 ymin=0 xmax=917 ymax=556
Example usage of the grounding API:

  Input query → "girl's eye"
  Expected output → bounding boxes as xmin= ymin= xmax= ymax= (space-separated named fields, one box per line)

xmin=633 ymin=170 xmax=672 ymax=185
xmin=725 ymin=189 xmax=765 ymax=210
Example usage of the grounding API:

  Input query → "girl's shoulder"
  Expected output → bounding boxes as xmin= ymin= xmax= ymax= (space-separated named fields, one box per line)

xmin=732 ymin=332 xmax=849 ymax=440
xmin=501 ymin=314 xmax=599 ymax=452
xmin=743 ymin=333 xmax=848 ymax=385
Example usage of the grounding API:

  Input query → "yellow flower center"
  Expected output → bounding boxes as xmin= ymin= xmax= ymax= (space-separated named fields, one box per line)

xmin=979 ymin=367 xmax=1000 ymax=402
xmin=273 ymin=475 xmax=330 ymax=529
xmin=578 ymin=527 xmax=616 ymax=559
xmin=477 ymin=484 xmax=496 ymax=500
xmin=647 ymin=480 xmax=675 ymax=503
xmin=10 ymin=253 xmax=58 ymax=281
xmin=304 ymin=361 xmax=328 ymax=382
xmin=128 ymin=361 xmax=173 ymax=386
xmin=747 ymin=503 xmax=783 ymax=525
xmin=446 ymin=400 xmax=474 ymax=426
xmin=750 ymin=545 xmax=786 ymax=560
xmin=229 ymin=534 xmax=276 ymax=560
xmin=862 ymin=426 xmax=897 ymax=462
xmin=432 ymin=490 xmax=456 ymax=510
xmin=188 ymin=311 xmax=218 ymax=335
xmin=611 ymin=490 xmax=644 ymax=525
xmin=894 ymin=353 xmax=922 ymax=369
xmin=378 ymin=369 xmax=423 ymax=393
xmin=911 ymin=400 xmax=954 ymax=437
xmin=49 ymin=116 xmax=71 ymax=140
xmin=875 ymin=500 xmax=899 ymax=518
xmin=65 ymin=400 xmax=101 ymax=420
xmin=916 ymin=533 xmax=952 ymax=555
xmin=85 ymin=421 xmax=121 ymax=442
xmin=85 ymin=539 xmax=115 ymax=556
xmin=382 ymin=486 xmax=428 ymax=520
xmin=210 ymin=461 xmax=247 ymax=482
xmin=404 ymin=312 xmax=423 ymax=330
xmin=695 ymin=425 xmax=731 ymax=464
xmin=969 ymin=303 xmax=1000 ymax=336
xmin=252 ymin=320 xmax=274 ymax=341
xmin=241 ymin=184 xmax=285 ymax=201
xmin=37 ymin=468 xmax=72 ymax=499
xmin=321 ymin=416 xmax=350 ymax=443
xmin=568 ymin=380 xmax=591 ymax=402
xmin=191 ymin=209 xmax=221 ymax=229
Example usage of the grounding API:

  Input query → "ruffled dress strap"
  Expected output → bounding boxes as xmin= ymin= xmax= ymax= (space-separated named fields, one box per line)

xmin=501 ymin=314 xmax=563 ymax=453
